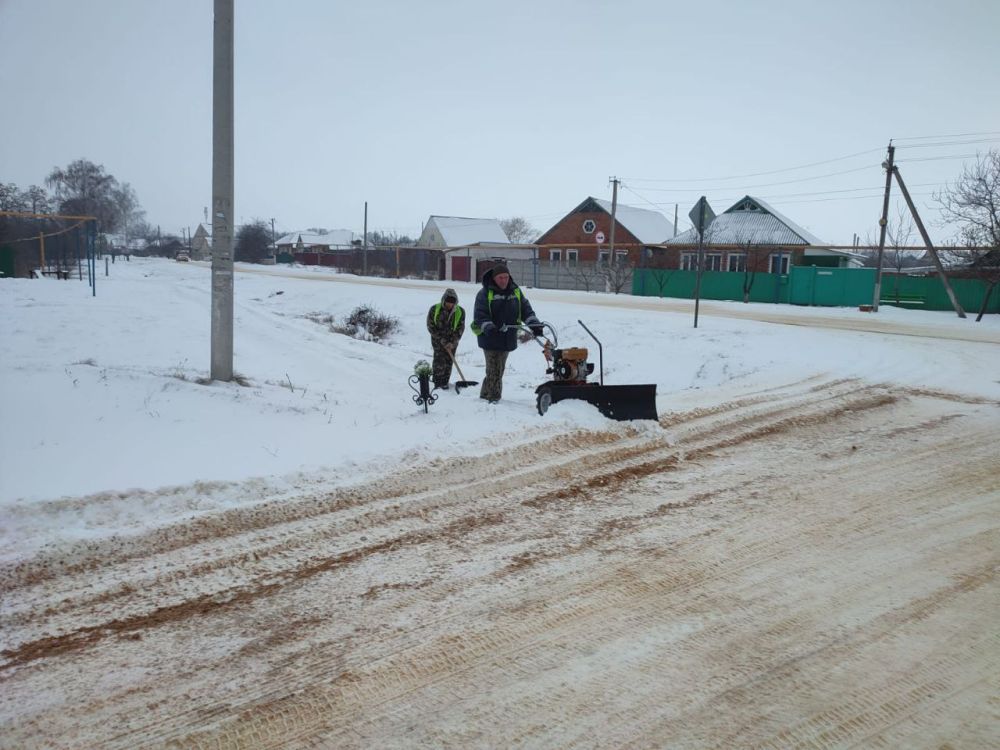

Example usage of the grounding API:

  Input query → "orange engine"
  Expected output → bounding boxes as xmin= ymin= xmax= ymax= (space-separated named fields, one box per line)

xmin=546 ymin=346 xmax=594 ymax=382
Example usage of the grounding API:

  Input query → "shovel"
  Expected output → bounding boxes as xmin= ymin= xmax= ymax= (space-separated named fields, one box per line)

xmin=445 ymin=346 xmax=478 ymax=393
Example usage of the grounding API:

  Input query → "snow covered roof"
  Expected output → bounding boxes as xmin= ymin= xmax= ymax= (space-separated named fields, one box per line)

xmin=666 ymin=196 xmax=827 ymax=246
xmin=423 ymin=216 xmax=510 ymax=247
xmin=589 ymin=198 xmax=675 ymax=244
xmin=276 ymin=230 xmax=355 ymax=247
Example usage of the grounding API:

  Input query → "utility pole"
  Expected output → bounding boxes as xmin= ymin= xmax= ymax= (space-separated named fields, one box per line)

xmin=892 ymin=165 xmax=966 ymax=318
xmin=872 ymin=142 xmax=895 ymax=312
xmin=363 ymin=201 xmax=368 ymax=276
xmin=270 ymin=217 xmax=276 ymax=259
xmin=608 ymin=177 xmax=619 ymax=261
xmin=211 ymin=0 xmax=234 ymax=381
xmin=673 ymin=204 xmax=678 ymax=237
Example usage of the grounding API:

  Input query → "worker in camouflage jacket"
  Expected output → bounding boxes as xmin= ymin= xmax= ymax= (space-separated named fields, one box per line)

xmin=426 ymin=288 xmax=466 ymax=389
xmin=472 ymin=263 xmax=543 ymax=402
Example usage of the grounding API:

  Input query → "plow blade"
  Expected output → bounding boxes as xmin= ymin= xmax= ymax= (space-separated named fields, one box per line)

xmin=536 ymin=383 xmax=658 ymax=421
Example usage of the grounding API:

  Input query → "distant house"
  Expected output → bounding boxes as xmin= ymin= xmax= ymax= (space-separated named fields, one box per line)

xmin=417 ymin=215 xmax=535 ymax=283
xmin=534 ymin=197 xmax=675 ymax=266
xmin=416 ymin=216 xmax=510 ymax=249
xmin=275 ymin=229 xmax=355 ymax=255
xmin=664 ymin=196 xmax=861 ymax=271
xmin=191 ymin=224 xmax=211 ymax=260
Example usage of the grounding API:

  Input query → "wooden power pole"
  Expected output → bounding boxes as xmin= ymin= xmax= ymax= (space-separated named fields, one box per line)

xmin=872 ymin=142 xmax=895 ymax=312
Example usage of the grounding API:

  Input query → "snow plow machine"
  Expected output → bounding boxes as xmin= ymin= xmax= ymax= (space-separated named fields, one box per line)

xmin=509 ymin=319 xmax=658 ymax=421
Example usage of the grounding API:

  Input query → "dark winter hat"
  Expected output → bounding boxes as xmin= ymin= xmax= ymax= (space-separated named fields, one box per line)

xmin=492 ymin=263 xmax=510 ymax=276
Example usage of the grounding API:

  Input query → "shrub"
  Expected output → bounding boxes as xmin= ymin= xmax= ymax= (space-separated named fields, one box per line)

xmin=337 ymin=304 xmax=400 ymax=342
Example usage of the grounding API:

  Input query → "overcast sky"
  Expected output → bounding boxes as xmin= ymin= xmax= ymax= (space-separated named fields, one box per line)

xmin=2 ymin=0 xmax=998 ymax=245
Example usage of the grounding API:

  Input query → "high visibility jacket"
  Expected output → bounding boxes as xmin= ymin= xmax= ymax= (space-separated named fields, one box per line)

xmin=426 ymin=298 xmax=465 ymax=347
xmin=472 ymin=269 xmax=539 ymax=352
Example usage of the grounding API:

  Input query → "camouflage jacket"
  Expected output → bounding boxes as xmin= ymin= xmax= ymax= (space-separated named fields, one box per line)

xmin=426 ymin=292 xmax=466 ymax=348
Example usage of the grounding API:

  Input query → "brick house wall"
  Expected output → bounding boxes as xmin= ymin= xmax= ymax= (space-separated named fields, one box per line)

xmin=648 ymin=245 xmax=807 ymax=273
xmin=536 ymin=209 xmax=645 ymax=265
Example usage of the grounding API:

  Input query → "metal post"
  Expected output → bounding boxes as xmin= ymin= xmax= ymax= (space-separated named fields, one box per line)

xmin=363 ymin=201 xmax=368 ymax=276
xmin=872 ymin=142 xmax=895 ymax=311
xmin=89 ymin=222 xmax=96 ymax=296
xmin=694 ymin=233 xmax=704 ymax=328
xmin=608 ymin=177 xmax=619 ymax=258
xmin=211 ymin=0 xmax=234 ymax=380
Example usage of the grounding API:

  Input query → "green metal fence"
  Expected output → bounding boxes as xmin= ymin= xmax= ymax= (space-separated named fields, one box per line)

xmin=633 ymin=266 xmax=999 ymax=314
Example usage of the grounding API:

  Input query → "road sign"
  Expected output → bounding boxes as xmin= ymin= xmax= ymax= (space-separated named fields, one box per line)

xmin=595 ymin=231 xmax=606 ymax=243
xmin=688 ymin=196 xmax=715 ymax=235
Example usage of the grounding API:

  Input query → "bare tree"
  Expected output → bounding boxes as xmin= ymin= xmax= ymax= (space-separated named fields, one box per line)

xmin=859 ymin=204 xmax=922 ymax=301
xmin=112 ymin=182 xmax=145 ymax=249
xmin=936 ymin=150 xmax=1000 ymax=321
xmin=21 ymin=185 xmax=51 ymax=214
xmin=725 ymin=229 xmax=770 ymax=303
xmin=46 ymin=159 xmax=123 ymax=230
xmin=600 ymin=254 xmax=634 ymax=294
xmin=499 ymin=216 xmax=537 ymax=244
xmin=641 ymin=249 xmax=675 ymax=297
xmin=235 ymin=220 xmax=273 ymax=263
xmin=0 ymin=182 xmax=27 ymax=212
xmin=568 ymin=260 xmax=602 ymax=292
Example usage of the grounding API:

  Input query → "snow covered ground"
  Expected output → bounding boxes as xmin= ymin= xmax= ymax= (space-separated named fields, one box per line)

xmin=2 ymin=258 xmax=999 ymax=748
xmin=1 ymin=258 xmax=998 ymax=547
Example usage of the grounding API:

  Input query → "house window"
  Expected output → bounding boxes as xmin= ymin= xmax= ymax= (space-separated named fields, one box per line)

xmin=681 ymin=253 xmax=697 ymax=271
xmin=582 ymin=219 xmax=596 ymax=234
xmin=728 ymin=253 xmax=747 ymax=272
xmin=705 ymin=253 xmax=722 ymax=271
xmin=770 ymin=253 xmax=789 ymax=274
xmin=550 ymin=249 xmax=562 ymax=264
xmin=598 ymin=250 xmax=610 ymax=265
xmin=566 ymin=249 xmax=578 ymax=266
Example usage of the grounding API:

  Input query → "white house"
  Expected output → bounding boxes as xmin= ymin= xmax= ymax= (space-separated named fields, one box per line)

xmin=417 ymin=216 xmax=510 ymax=248
xmin=417 ymin=215 xmax=533 ymax=282
xmin=275 ymin=229 xmax=355 ymax=253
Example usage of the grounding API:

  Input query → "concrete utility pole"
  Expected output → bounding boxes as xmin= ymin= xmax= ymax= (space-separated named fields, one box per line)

xmin=872 ymin=142 xmax=895 ymax=312
xmin=892 ymin=165 xmax=966 ymax=319
xmin=673 ymin=204 xmax=679 ymax=237
xmin=270 ymin=217 xmax=276 ymax=258
xmin=211 ymin=0 xmax=234 ymax=381
xmin=363 ymin=201 xmax=368 ymax=276
xmin=608 ymin=177 xmax=619 ymax=260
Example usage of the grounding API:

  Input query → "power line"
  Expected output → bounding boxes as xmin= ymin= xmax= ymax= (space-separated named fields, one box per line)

xmin=895 ymin=137 xmax=1000 ymax=150
xmin=893 ymin=130 xmax=1000 ymax=141
xmin=627 ymin=164 xmax=876 ymax=194
xmin=622 ymin=146 xmax=883 ymax=183
xmin=895 ymin=153 xmax=982 ymax=163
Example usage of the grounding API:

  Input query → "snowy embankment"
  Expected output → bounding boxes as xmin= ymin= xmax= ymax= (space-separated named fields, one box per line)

xmin=1 ymin=258 xmax=998 ymax=558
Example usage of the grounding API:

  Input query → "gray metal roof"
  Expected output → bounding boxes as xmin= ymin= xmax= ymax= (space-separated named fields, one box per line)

xmin=666 ymin=196 xmax=827 ymax=246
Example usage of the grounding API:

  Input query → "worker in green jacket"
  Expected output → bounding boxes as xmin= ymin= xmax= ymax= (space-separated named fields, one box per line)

xmin=426 ymin=287 xmax=465 ymax=389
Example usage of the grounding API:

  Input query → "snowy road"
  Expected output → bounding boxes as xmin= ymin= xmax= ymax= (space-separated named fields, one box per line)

xmin=223 ymin=262 xmax=1000 ymax=345
xmin=2 ymin=376 xmax=997 ymax=748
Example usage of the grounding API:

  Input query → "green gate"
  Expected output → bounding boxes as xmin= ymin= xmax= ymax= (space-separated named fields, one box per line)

xmin=0 ymin=245 xmax=14 ymax=278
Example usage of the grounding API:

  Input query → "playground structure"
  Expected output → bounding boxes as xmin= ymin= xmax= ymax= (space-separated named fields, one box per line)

xmin=0 ymin=211 xmax=101 ymax=293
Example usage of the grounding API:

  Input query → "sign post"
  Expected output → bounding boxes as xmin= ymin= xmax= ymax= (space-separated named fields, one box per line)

xmin=689 ymin=196 xmax=715 ymax=329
